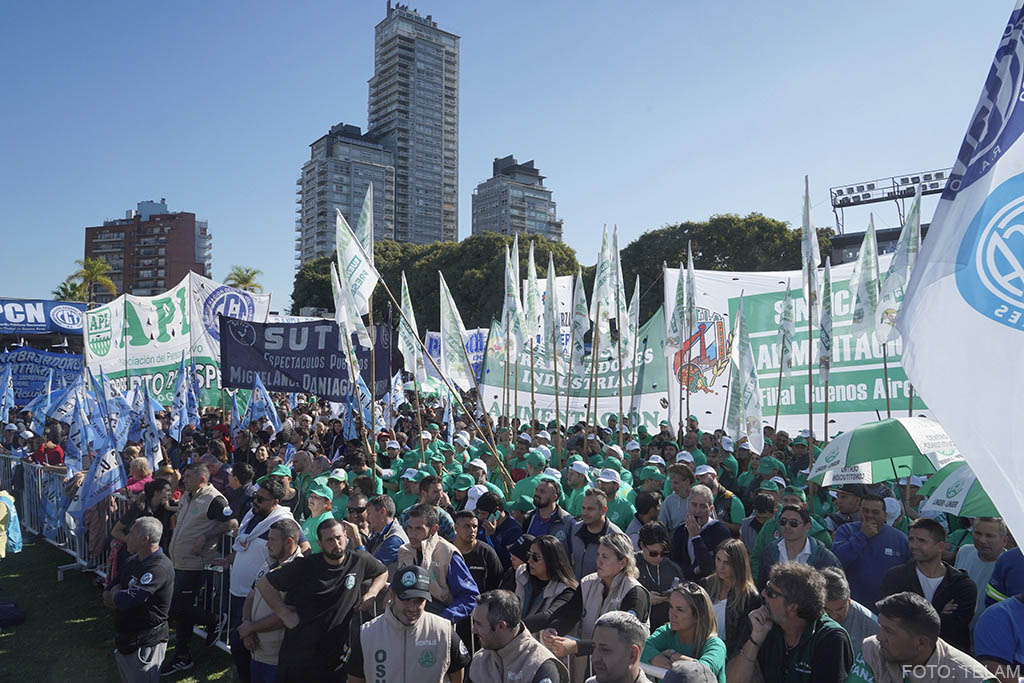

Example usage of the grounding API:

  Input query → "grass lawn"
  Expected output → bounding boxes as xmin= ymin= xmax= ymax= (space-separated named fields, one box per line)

xmin=0 ymin=537 xmax=234 ymax=682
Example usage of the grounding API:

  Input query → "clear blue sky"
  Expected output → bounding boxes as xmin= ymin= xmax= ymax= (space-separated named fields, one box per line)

xmin=0 ymin=1 xmax=1013 ymax=313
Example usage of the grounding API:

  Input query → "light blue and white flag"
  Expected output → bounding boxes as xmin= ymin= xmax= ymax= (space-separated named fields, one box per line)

xmin=230 ymin=392 xmax=244 ymax=435
xmin=0 ymin=364 xmax=14 ymax=423
xmin=65 ymin=395 xmax=91 ymax=475
xmin=66 ymin=435 xmax=126 ymax=522
xmin=167 ymin=354 xmax=190 ymax=442
xmin=246 ymin=372 xmax=281 ymax=432
xmin=141 ymin=384 xmax=163 ymax=470
xmin=898 ymin=1 xmax=1024 ymax=543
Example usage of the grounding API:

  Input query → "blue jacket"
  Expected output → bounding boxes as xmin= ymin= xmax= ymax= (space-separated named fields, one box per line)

xmin=439 ymin=551 xmax=480 ymax=622
xmin=832 ymin=522 xmax=909 ymax=607
xmin=757 ymin=536 xmax=842 ymax=589
xmin=479 ymin=514 xmax=523 ymax=571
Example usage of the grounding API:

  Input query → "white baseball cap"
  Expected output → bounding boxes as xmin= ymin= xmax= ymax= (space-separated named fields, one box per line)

xmin=605 ymin=444 xmax=623 ymax=459
xmin=465 ymin=484 xmax=489 ymax=511
xmin=570 ymin=461 xmax=591 ymax=476
xmin=4 ymin=424 xmax=17 ymax=432
xmin=467 ymin=457 xmax=488 ymax=474
xmin=625 ymin=440 xmax=640 ymax=452
xmin=537 ymin=430 xmax=551 ymax=441
xmin=647 ymin=455 xmax=667 ymax=467
xmin=676 ymin=452 xmax=695 ymax=464
xmin=720 ymin=436 xmax=734 ymax=453
xmin=694 ymin=465 xmax=716 ymax=477
xmin=386 ymin=440 xmax=401 ymax=450
xmin=543 ymin=467 xmax=562 ymax=480
xmin=898 ymin=476 xmax=926 ymax=488
xmin=453 ymin=435 xmax=469 ymax=448
xmin=535 ymin=444 xmax=551 ymax=462
xmin=770 ymin=476 xmax=787 ymax=488
xmin=518 ymin=432 xmax=533 ymax=444
xmin=401 ymin=468 xmax=419 ymax=480
xmin=597 ymin=468 xmax=621 ymax=484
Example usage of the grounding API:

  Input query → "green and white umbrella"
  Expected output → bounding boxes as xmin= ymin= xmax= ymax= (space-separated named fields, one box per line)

xmin=809 ymin=417 xmax=962 ymax=486
xmin=403 ymin=376 xmax=448 ymax=399
xmin=918 ymin=461 xmax=998 ymax=518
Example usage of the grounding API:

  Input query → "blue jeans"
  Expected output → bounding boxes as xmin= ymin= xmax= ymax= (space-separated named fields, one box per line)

xmin=250 ymin=659 xmax=278 ymax=683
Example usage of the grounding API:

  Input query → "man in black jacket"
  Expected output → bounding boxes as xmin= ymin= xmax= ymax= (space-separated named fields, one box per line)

xmin=669 ymin=484 xmax=731 ymax=580
xmin=876 ymin=517 xmax=976 ymax=653
xmin=104 ymin=516 xmax=175 ymax=681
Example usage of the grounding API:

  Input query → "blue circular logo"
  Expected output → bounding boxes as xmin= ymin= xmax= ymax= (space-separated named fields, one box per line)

xmin=203 ymin=287 xmax=255 ymax=342
xmin=956 ymin=171 xmax=1024 ymax=329
xmin=50 ymin=305 xmax=83 ymax=330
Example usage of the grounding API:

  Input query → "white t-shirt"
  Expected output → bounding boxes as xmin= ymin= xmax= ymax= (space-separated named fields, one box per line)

xmin=915 ymin=567 xmax=944 ymax=603
xmin=713 ymin=598 xmax=728 ymax=641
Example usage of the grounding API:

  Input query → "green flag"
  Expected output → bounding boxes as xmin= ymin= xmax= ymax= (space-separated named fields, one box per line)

xmin=399 ymin=271 xmax=426 ymax=382
xmin=503 ymin=245 xmax=526 ymax=358
xmin=848 ymin=214 xmax=880 ymax=341
xmin=544 ymin=252 xmax=562 ymax=358
xmin=570 ymin=267 xmax=590 ymax=379
xmin=627 ymin=274 xmax=640 ymax=347
xmin=355 ymin=182 xmax=374 ymax=266
xmin=876 ymin=186 xmax=922 ymax=343
xmin=819 ymin=257 xmax=834 ymax=384
xmin=439 ymin=272 xmax=476 ymax=392
xmin=778 ymin=279 xmax=795 ymax=377
xmin=330 ymin=261 xmax=371 ymax=380
xmin=801 ymin=175 xmax=821 ymax=318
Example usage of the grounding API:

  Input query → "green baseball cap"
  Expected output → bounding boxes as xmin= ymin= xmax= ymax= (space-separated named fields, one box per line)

xmin=588 ymin=454 xmax=605 ymax=467
xmin=792 ymin=437 xmax=808 ymax=447
xmin=664 ymin=441 xmax=679 ymax=451
xmin=427 ymin=422 xmax=440 ymax=431
xmin=525 ymin=450 xmax=547 ymax=468
xmin=453 ymin=473 xmax=475 ymax=492
xmin=270 ymin=464 xmax=292 ymax=478
xmin=758 ymin=480 xmax=780 ymax=493
xmin=308 ymin=482 xmax=334 ymax=501
xmin=506 ymin=495 xmax=535 ymax=512
xmin=757 ymin=456 xmax=784 ymax=476
xmin=566 ymin=454 xmax=583 ymax=465
xmin=659 ymin=420 xmax=670 ymax=427
xmin=638 ymin=465 xmax=666 ymax=482
xmin=782 ymin=486 xmax=806 ymax=502
xmin=429 ymin=451 xmax=445 ymax=463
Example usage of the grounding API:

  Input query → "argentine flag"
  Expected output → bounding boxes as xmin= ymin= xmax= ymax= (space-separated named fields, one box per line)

xmin=898 ymin=2 xmax=1024 ymax=544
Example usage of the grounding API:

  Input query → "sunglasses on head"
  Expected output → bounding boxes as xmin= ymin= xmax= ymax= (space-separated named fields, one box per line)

xmin=778 ymin=518 xmax=803 ymax=528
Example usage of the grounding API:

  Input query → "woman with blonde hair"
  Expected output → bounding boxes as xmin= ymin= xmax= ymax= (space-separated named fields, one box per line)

xmin=702 ymin=537 xmax=762 ymax=657
xmin=542 ymin=532 xmax=650 ymax=682
xmin=640 ymin=582 xmax=726 ymax=682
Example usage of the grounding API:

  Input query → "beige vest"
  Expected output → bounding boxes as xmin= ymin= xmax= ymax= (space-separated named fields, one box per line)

xmin=859 ymin=635 xmax=995 ymax=683
xmin=573 ymin=572 xmax=646 ymax=683
xmin=513 ymin=565 xmax=575 ymax=637
xmin=359 ymin=606 xmax=453 ymax=683
xmin=396 ymin=534 xmax=458 ymax=606
xmin=169 ymin=484 xmax=222 ymax=570
xmin=470 ymin=625 xmax=568 ymax=683
xmin=249 ymin=548 xmax=302 ymax=665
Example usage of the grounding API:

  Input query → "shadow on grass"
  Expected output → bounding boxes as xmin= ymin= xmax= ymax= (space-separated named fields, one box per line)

xmin=0 ymin=537 xmax=234 ymax=682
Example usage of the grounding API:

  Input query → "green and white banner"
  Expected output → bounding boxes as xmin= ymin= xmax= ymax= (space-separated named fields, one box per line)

xmin=84 ymin=272 xmax=272 ymax=406
xmin=663 ymin=254 xmax=931 ymax=436
xmin=479 ymin=307 xmax=671 ymax=431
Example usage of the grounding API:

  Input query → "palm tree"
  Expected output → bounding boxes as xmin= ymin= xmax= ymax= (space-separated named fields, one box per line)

xmin=52 ymin=280 xmax=86 ymax=302
xmin=224 ymin=265 xmax=264 ymax=293
xmin=67 ymin=257 xmax=116 ymax=304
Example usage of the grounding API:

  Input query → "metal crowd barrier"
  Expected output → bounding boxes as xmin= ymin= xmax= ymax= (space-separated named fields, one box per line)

xmin=0 ymin=452 xmax=234 ymax=653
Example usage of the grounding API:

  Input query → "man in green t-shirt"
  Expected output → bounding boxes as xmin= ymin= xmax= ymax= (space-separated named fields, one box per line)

xmin=301 ymin=483 xmax=337 ymax=554
xmin=595 ymin=468 xmax=636 ymax=529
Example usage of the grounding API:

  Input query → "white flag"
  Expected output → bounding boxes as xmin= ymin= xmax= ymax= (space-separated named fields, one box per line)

xmin=398 ymin=271 xmax=426 ymax=382
xmin=439 ymin=272 xmax=476 ymax=391
xmin=778 ymin=279 xmax=796 ymax=377
xmin=664 ymin=261 xmax=687 ymax=354
xmin=331 ymin=260 xmax=371 ymax=357
xmin=726 ymin=294 xmax=764 ymax=453
xmin=525 ymin=241 xmax=541 ymax=340
xmin=355 ymin=183 xmax=374 ymax=266
xmin=591 ymin=226 xmax=615 ymax=335
xmin=612 ymin=228 xmax=631 ymax=355
xmin=502 ymin=245 xmax=527 ymax=359
xmin=570 ymin=267 xmax=590 ymax=379
xmin=876 ymin=186 xmax=922 ymax=343
xmin=898 ymin=1 xmax=1024 ymax=544
xmin=627 ymin=274 xmax=640 ymax=348
xmin=801 ymin=175 xmax=822 ymax=319
xmin=848 ymin=215 xmax=881 ymax=341
xmin=819 ymin=258 xmax=834 ymax=384
xmin=335 ymin=207 xmax=378 ymax=317
xmin=543 ymin=252 xmax=562 ymax=358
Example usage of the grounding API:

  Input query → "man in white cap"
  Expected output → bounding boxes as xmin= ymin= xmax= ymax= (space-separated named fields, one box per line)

xmin=694 ymin=464 xmax=744 ymax=535
xmin=563 ymin=459 xmax=591 ymax=517
xmin=465 ymin=457 xmax=504 ymax=499
xmin=676 ymin=451 xmax=695 ymax=473
xmin=536 ymin=430 xmax=551 ymax=446
xmin=509 ymin=433 xmax=533 ymax=471
xmin=595 ymin=469 xmax=636 ymax=529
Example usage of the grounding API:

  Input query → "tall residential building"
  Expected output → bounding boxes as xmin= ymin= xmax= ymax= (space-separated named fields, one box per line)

xmin=471 ymin=156 xmax=563 ymax=241
xmin=295 ymin=123 xmax=396 ymax=265
xmin=367 ymin=2 xmax=459 ymax=244
xmin=84 ymin=198 xmax=212 ymax=303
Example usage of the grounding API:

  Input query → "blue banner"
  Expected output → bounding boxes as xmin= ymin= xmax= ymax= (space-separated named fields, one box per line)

xmin=0 ymin=300 xmax=87 ymax=335
xmin=0 ymin=348 xmax=83 ymax=403
xmin=219 ymin=317 xmax=390 ymax=402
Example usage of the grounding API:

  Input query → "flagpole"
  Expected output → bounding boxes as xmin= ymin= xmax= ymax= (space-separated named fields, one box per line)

xmin=806 ymin=263 xmax=816 ymax=516
xmin=616 ymin=287 xmax=625 ymax=449
xmin=369 ymin=296 xmax=377 ymax=449
xmin=514 ymin=354 xmax=521 ymax=424
xmin=504 ymin=309 xmax=510 ymax=422
xmin=529 ymin=339 xmax=536 ymax=435
xmin=412 ymin=371 xmax=426 ymax=457
xmin=459 ymin=339 xmax=500 ymax=453
xmin=375 ymin=278 xmax=514 ymax=491
xmin=628 ymin=314 xmax=639 ymax=428
xmin=684 ymin=325 xmax=693 ymax=435
xmin=552 ymin=320 xmax=562 ymax=468
xmin=908 ymin=384 xmax=914 ymax=417
xmin=719 ymin=345 xmax=732 ymax=433
xmin=824 ymin=379 xmax=830 ymax=443
xmin=587 ymin=302 xmax=602 ymax=429
xmin=342 ymin=333 xmax=377 ymax=483
xmin=881 ymin=343 xmax=892 ymax=418
xmin=564 ymin=319 xmax=575 ymax=432
xmin=387 ymin=302 xmax=395 ymax=430
xmin=773 ymin=357 xmax=784 ymax=432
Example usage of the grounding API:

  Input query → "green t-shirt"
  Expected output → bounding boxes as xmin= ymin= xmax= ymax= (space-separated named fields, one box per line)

xmin=347 ymin=469 xmax=384 ymax=495
xmin=331 ymin=494 xmax=349 ymax=522
xmin=510 ymin=473 xmax=542 ymax=502
xmin=606 ymin=495 xmax=636 ymax=530
xmin=391 ymin=490 xmax=418 ymax=517
xmin=640 ymin=626 xmax=726 ymax=683
xmin=566 ymin=485 xmax=587 ymax=518
xmin=301 ymin=511 xmax=335 ymax=554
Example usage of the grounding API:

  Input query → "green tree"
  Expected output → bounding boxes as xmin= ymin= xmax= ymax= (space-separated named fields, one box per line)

xmin=65 ymin=257 xmax=116 ymax=304
xmin=52 ymin=280 xmax=85 ymax=302
xmin=224 ymin=265 xmax=264 ymax=293
xmin=291 ymin=233 xmax=580 ymax=330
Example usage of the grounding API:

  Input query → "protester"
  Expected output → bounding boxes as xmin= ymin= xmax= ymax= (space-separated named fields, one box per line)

xmin=103 ymin=517 xmax=174 ymax=682
xmin=701 ymin=537 xmax=761 ymax=657
xmin=470 ymin=589 xmax=569 ymax=683
xmin=831 ymin=493 xmax=910 ymax=608
xmin=739 ymin=493 xmax=777 ymax=554
xmin=162 ymin=464 xmax=237 ymax=675
xmin=346 ymin=565 xmax=472 ymax=682
xmin=694 ymin=464 xmax=743 ymax=536
xmin=240 ymin=518 xmax=303 ymax=683
xmin=476 ymin=491 xmax=524 ymax=570
xmin=820 ymin=567 xmax=877 ymax=660
xmin=525 ymin=477 xmax=575 ymax=544
xmin=625 ymin=491 xmax=662 ymax=550
xmin=875 ymin=517 xmax=976 ymax=653
xmin=512 ymin=533 xmax=579 ymax=637
xmin=255 ymin=517 xmax=387 ymax=681
xmin=757 ymin=504 xmax=841 ymax=589
xmin=669 ymin=485 xmax=730 ymax=581
xmin=364 ymin=494 xmax=408 ymax=566
xmin=850 ymin=591 xmax=993 ymax=683
xmin=568 ymin=488 xmax=623 ymax=578
xmin=726 ymin=562 xmax=853 ymax=682
xmin=953 ymin=516 xmax=1006 ymax=627
xmin=825 ymin=484 xmax=865 ymax=533
xmin=396 ymin=502 xmax=480 ymax=622
xmin=453 ymin=509 xmax=504 ymax=593
xmin=973 ymin=592 xmax=1024 ymax=683
xmin=587 ymin=610 xmax=655 ymax=683
xmin=635 ymin=522 xmax=685 ymax=630
xmin=659 ymin=464 xmax=694 ymax=533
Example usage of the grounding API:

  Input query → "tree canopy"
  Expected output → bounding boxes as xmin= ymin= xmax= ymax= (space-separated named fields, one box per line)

xmin=291 ymin=215 xmax=833 ymax=331
xmin=63 ymin=257 xmax=116 ymax=304
xmin=224 ymin=265 xmax=264 ymax=293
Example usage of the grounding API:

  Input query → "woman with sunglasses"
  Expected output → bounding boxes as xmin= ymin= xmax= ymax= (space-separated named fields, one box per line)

xmin=514 ymin=534 xmax=579 ymax=636
xmin=635 ymin=521 xmax=685 ymax=630
xmin=641 ymin=582 xmax=726 ymax=682
xmin=542 ymin=532 xmax=651 ymax=683
xmin=701 ymin=537 xmax=761 ymax=658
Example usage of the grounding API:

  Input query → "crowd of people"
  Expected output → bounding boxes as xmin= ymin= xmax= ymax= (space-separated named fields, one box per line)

xmin=3 ymin=391 xmax=1024 ymax=683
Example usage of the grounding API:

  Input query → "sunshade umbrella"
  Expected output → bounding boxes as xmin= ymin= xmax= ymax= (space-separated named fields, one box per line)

xmin=917 ymin=461 xmax=999 ymax=518
xmin=403 ymin=376 xmax=447 ymax=398
xmin=808 ymin=417 xmax=962 ymax=486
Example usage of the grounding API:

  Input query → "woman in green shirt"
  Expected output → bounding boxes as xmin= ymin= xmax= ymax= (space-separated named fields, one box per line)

xmin=641 ymin=582 xmax=727 ymax=683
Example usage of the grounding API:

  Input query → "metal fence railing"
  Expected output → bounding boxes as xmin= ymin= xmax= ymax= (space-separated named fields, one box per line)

xmin=0 ymin=452 xmax=233 ymax=653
